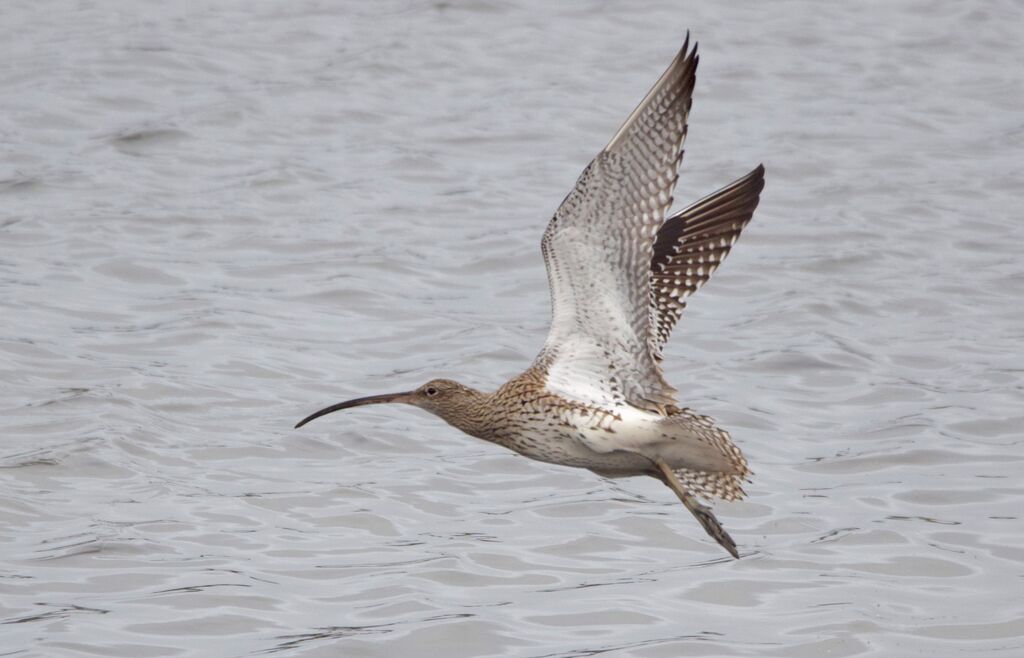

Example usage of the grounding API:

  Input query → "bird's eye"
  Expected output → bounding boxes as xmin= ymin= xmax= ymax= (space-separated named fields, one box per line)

xmin=425 ymin=386 xmax=439 ymax=397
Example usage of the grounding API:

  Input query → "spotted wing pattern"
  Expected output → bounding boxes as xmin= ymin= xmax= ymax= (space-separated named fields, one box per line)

xmin=537 ymin=38 xmax=698 ymax=412
xmin=649 ymin=165 xmax=765 ymax=358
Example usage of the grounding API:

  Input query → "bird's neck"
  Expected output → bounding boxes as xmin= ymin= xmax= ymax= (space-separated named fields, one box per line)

xmin=435 ymin=389 xmax=500 ymax=440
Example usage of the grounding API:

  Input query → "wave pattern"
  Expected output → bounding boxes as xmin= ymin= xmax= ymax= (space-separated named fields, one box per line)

xmin=2 ymin=1 xmax=1023 ymax=656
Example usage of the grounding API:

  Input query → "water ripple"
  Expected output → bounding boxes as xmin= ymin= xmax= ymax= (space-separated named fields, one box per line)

xmin=2 ymin=0 xmax=1022 ymax=656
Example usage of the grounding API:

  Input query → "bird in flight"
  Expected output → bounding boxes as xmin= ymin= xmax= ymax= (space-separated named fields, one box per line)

xmin=297 ymin=35 xmax=765 ymax=558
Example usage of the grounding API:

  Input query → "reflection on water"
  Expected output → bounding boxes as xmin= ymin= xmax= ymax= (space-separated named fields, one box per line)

xmin=2 ymin=0 xmax=1023 ymax=656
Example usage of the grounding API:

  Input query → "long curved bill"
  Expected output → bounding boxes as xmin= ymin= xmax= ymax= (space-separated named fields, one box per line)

xmin=294 ymin=392 xmax=413 ymax=429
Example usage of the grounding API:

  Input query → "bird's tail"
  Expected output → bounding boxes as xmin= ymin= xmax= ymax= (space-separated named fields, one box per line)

xmin=673 ymin=467 xmax=747 ymax=502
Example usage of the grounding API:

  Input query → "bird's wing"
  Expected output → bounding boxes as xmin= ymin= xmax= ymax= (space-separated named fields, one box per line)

xmin=649 ymin=165 xmax=765 ymax=358
xmin=535 ymin=38 xmax=697 ymax=412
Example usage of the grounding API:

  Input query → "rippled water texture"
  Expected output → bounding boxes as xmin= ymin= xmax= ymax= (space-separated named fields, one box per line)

xmin=3 ymin=1 xmax=1023 ymax=656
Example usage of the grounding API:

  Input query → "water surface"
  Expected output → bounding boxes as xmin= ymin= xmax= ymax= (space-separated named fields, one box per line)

xmin=2 ymin=1 xmax=1023 ymax=656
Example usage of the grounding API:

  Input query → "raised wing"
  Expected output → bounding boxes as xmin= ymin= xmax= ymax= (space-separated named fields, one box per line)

xmin=650 ymin=164 xmax=765 ymax=357
xmin=536 ymin=38 xmax=698 ymax=412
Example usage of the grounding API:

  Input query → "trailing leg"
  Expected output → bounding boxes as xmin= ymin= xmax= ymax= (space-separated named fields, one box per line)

xmin=654 ymin=459 xmax=739 ymax=559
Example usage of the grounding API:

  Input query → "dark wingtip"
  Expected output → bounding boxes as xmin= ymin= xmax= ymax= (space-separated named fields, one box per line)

xmin=749 ymin=163 xmax=766 ymax=195
xmin=678 ymin=32 xmax=697 ymax=64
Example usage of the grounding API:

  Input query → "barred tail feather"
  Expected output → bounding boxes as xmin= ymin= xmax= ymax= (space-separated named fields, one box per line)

xmin=673 ymin=467 xmax=748 ymax=502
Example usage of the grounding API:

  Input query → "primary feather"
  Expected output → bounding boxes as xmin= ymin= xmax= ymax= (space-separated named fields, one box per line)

xmin=650 ymin=164 xmax=765 ymax=358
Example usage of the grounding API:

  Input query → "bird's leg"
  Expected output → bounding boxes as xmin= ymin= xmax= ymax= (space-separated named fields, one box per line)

xmin=654 ymin=459 xmax=740 ymax=559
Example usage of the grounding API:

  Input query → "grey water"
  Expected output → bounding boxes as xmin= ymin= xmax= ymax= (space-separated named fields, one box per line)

xmin=2 ymin=1 xmax=1023 ymax=656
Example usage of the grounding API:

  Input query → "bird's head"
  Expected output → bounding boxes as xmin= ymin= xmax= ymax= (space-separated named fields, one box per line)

xmin=295 ymin=378 xmax=487 ymax=430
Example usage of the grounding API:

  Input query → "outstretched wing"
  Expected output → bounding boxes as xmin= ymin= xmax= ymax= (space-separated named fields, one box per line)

xmin=649 ymin=165 xmax=765 ymax=357
xmin=536 ymin=38 xmax=698 ymax=412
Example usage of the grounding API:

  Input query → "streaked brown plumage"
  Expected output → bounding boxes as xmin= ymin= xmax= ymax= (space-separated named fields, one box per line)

xmin=297 ymin=35 xmax=765 ymax=559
